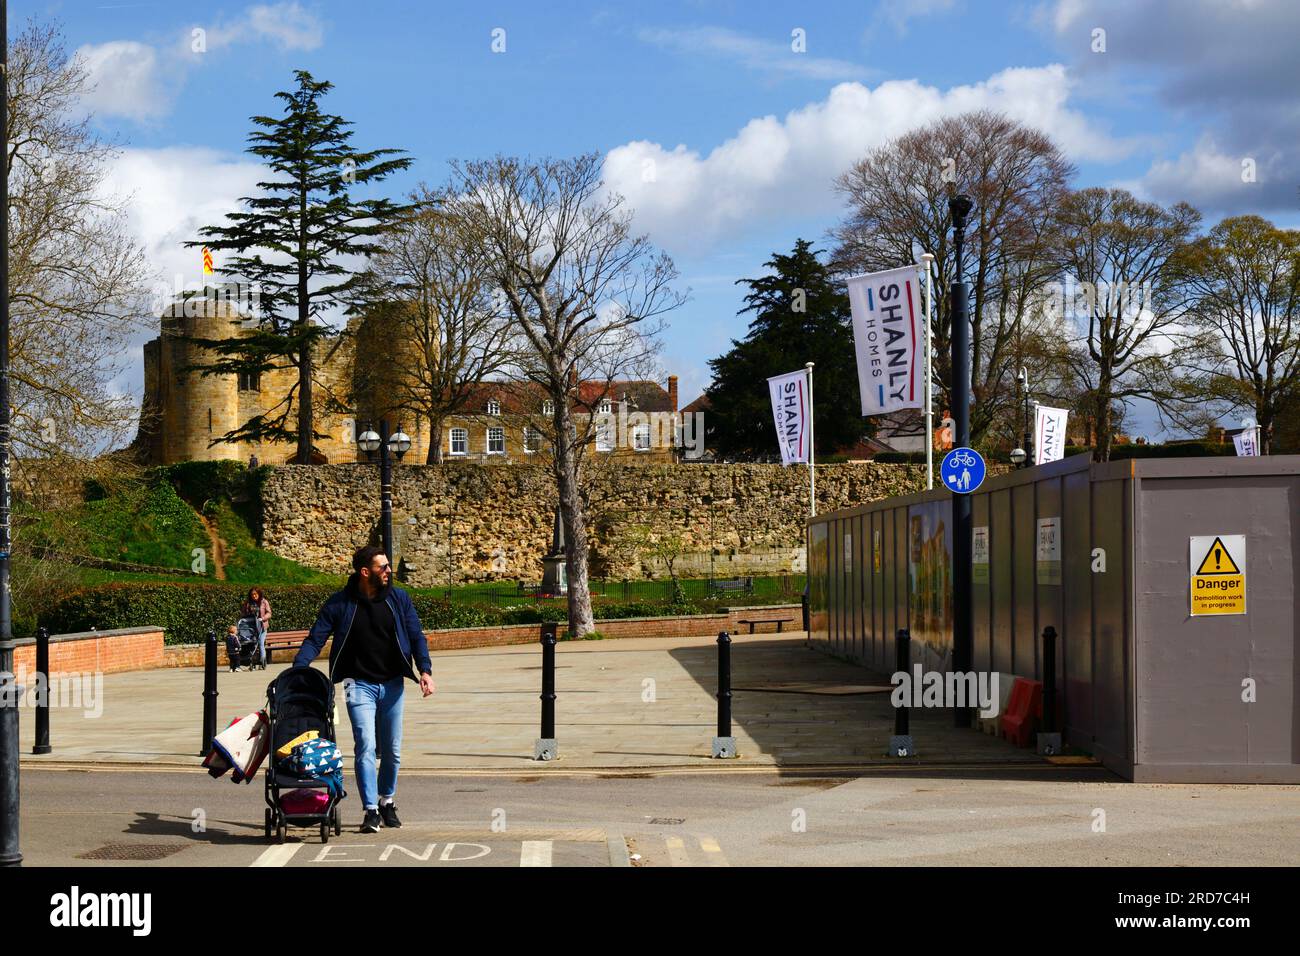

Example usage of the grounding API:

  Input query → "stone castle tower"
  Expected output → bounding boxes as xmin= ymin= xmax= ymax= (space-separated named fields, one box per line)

xmin=134 ymin=290 xmax=417 ymax=465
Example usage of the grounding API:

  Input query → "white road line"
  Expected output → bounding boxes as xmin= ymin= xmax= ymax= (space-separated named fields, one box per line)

xmin=250 ymin=842 xmax=303 ymax=867
xmin=520 ymin=840 xmax=553 ymax=867
xmin=697 ymin=835 xmax=730 ymax=867
xmin=664 ymin=836 xmax=692 ymax=867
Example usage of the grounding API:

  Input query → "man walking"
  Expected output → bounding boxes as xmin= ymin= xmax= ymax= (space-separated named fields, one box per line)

xmin=295 ymin=545 xmax=436 ymax=832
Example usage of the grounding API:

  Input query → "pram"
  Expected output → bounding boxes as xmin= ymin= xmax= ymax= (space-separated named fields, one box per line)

xmin=263 ymin=666 xmax=344 ymax=843
xmin=227 ymin=616 xmax=266 ymax=671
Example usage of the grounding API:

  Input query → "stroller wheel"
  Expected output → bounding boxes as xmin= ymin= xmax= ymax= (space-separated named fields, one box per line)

xmin=264 ymin=808 xmax=272 ymax=842
xmin=320 ymin=821 xmax=329 ymax=844
xmin=332 ymin=806 xmax=341 ymax=836
xmin=277 ymin=823 xmax=286 ymax=844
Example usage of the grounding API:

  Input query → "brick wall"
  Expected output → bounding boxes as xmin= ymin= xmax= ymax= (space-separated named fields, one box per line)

xmin=158 ymin=604 xmax=804 ymax=669
xmin=11 ymin=628 xmax=164 ymax=675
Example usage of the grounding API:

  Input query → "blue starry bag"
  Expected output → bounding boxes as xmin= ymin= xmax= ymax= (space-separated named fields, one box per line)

xmin=288 ymin=737 xmax=343 ymax=777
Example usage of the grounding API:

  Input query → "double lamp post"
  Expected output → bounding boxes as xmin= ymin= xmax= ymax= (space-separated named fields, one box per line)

xmin=356 ymin=420 xmax=412 ymax=561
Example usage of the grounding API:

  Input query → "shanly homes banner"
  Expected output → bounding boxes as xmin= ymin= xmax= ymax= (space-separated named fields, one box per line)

xmin=846 ymin=265 xmax=924 ymax=417
xmin=1034 ymin=405 xmax=1070 ymax=464
xmin=767 ymin=368 xmax=811 ymax=466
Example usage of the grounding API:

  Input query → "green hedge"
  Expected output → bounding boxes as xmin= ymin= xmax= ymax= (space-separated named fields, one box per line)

xmin=42 ymin=582 xmax=714 ymax=645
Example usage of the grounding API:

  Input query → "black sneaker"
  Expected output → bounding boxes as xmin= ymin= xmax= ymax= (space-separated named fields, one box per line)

xmin=378 ymin=803 xmax=402 ymax=828
xmin=360 ymin=809 xmax=381 ymax=833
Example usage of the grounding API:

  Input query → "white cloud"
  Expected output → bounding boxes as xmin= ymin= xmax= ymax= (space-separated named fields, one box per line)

xmin=1126 ymin=137 xmax=1290 ymax=213
xmin=604 ymin=64 xmax=1134 ymax=252
xmin=100 ymin=146 xmax=267 ymax=299
xmin=76 ymin=41 xmax=172 ymax=122
xmin=80 ymin=3 xmax=325 ymax=123
xmin=206 ymin=2 xmax=326 ymax=52
xmin=877 ymin=0 xmax=959 ymax=34
xmin=639 ymin=26 xmax=871 ymax=82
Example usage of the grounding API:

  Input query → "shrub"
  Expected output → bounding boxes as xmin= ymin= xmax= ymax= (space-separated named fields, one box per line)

xmin=44 ymin=582 xmax=722 ymax=644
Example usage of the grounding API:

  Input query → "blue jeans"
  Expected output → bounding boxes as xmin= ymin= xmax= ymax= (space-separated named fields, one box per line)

xmin=343 ymin=676 xmax=406 ymax=810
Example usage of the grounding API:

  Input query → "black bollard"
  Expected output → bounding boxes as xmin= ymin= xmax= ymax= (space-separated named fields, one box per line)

xmin=801 ymin=586 xmax=809 ymax=635
xmin=534 ymin=623 xmax=557 ymax=760
xmin=894 ymin=629 xmax=910 ymax=738
xmin=889 ymin=629 xmax=915 ymax=757
xmin=32 ymin=626 xmax=50 ymax=755
xmin=200 ymin=629 xmax=218 ymax=757
xmin=712 ymin=631 xmax=736 ymax=758
xmin=1036 ymin=626 xmax=1062 ymax=755
xmin=1041 ymin=626 xmax=1057 ymax=734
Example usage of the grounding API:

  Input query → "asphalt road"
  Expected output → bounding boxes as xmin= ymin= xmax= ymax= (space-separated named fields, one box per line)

xmin=13 ymin=765 xmax=1300 ymax=867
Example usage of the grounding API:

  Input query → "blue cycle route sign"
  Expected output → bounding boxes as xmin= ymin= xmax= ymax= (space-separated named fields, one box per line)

xmin=940 ymin=446 xmax=986 ymax=494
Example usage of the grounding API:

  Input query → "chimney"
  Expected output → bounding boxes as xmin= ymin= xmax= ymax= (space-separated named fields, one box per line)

xmin=568 ymin=367 xmax=578 ymax=389
xmin=668 ymin=375 xmax=678 ymax=411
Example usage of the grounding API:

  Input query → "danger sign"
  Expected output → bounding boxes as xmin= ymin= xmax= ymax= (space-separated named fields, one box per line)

xmin=1189 ymin=535 xmax=1246 ymax=616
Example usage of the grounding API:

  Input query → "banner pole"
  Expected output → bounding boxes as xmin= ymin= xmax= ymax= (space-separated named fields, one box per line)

xmin=805 ymin=362 xmax=815 ymax=518
xmin=921 ymin=254 xmax=935 ymax=490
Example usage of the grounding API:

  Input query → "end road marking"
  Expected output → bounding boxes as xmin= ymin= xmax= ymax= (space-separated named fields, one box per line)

xmin=698 ymin=835 xmax=730 ymax=867
xmin=251 ymin=843 xmax=304 ymax=867
xmin=664 ymin=836 xmax=692 ymax=867
xmin=520 ymin=840 xmax=553 ymax=867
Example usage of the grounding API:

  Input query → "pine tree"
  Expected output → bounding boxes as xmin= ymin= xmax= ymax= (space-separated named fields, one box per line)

xmin=705 ymin=239 xmax=869 ymax=459
xmin=183 ymin=70 xmax=415 ymax=464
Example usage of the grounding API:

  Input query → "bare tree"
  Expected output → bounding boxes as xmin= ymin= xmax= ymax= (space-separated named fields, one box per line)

xmin=353 ymin=184 xmax=514 ymax=462
xmin=5 ymin=20 xmax=153 ymax=631
xmin=448 ymin=154 xmax=685 ymax=637
xmin=1051 ymin=188 xmax=1201 ymax=460
xmin=1180 ymin=215 xmax=1300 ymax=453
xmin=7 ymin=21 xmax=151 ymax=466
xmin=831 ymin=110 xmax=1074 ymax=445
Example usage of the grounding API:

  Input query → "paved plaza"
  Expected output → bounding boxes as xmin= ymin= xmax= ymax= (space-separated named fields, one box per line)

xmin=21 ymin=633 xmax=1041 ymax=771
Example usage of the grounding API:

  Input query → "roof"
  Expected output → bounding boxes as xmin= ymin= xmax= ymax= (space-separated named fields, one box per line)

xmin=459 ymin=379 xmax=676 ymax=415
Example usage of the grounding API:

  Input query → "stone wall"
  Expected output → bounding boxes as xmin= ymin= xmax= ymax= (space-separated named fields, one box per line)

xmin=260 ymin=461 xmax=929 ymax=586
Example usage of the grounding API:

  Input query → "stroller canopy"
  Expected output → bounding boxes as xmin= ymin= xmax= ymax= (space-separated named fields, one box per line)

xmin=266 ymin=666 xmax=335 ymax=756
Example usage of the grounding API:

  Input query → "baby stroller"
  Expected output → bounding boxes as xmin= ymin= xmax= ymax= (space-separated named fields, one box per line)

xmin=263 ymin=667 xmax=345 ymax=843
xmin=227 ymin=617 xmax=266 ymax=671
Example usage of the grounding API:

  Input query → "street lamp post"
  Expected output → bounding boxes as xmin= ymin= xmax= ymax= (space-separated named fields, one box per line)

xmin=1017 ymin=366 xmax=1033 ymax=468
xmin=948 ymin=193 xmax=974 ymax=729
xmin=0 ymin=1 xmax=140 ymax=865
xmin=358 ymin=419 xmax=411 ymax=562
xmin=0 ymin=0 xmax=21 ymax=868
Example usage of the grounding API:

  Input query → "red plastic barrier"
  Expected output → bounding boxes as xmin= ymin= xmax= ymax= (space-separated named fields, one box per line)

xmin=1000 ymin=678 xmax=1043 ymax=748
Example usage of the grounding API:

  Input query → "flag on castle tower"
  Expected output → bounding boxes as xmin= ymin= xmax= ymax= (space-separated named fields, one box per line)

xmin=202 ymin=246 xmax=214 ymax=275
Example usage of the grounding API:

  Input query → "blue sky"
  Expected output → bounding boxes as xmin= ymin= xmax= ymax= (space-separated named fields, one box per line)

xmin=25 ymin=0 xmax=1300 ymax=439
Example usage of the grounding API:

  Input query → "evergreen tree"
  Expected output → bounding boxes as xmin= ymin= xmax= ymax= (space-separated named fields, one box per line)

xmin=705 ymin=239 xmax=869 ymax=459
xmin=184 ymin=70 xmax=415 ymax=463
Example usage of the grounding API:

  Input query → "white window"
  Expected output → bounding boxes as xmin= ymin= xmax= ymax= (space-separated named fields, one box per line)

xmin=487 ymin=427 xmax=505 ymax=454
xmin=598 ymin=397 xmax=612 ymax=414
xmin=542 ymin=399 xmax=555 ymax=416
xmin=487 ymin=398 xmax=501 ymax=416
xmin=523 ymin=426 xmax=541 ymax=454
xmin=449 ymin=428 xmax=467 ymax=456
xmin=633 ymin=423 xmax=651 ymax=451
xmin=595 ymin=417 xmax=615 ymax=452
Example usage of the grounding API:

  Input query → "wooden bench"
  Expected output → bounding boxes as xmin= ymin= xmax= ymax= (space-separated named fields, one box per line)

xmin=735 ymin=617 xmax=795 ymax=634
xmin=263 ymin=629 xmax=310 ymax=664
